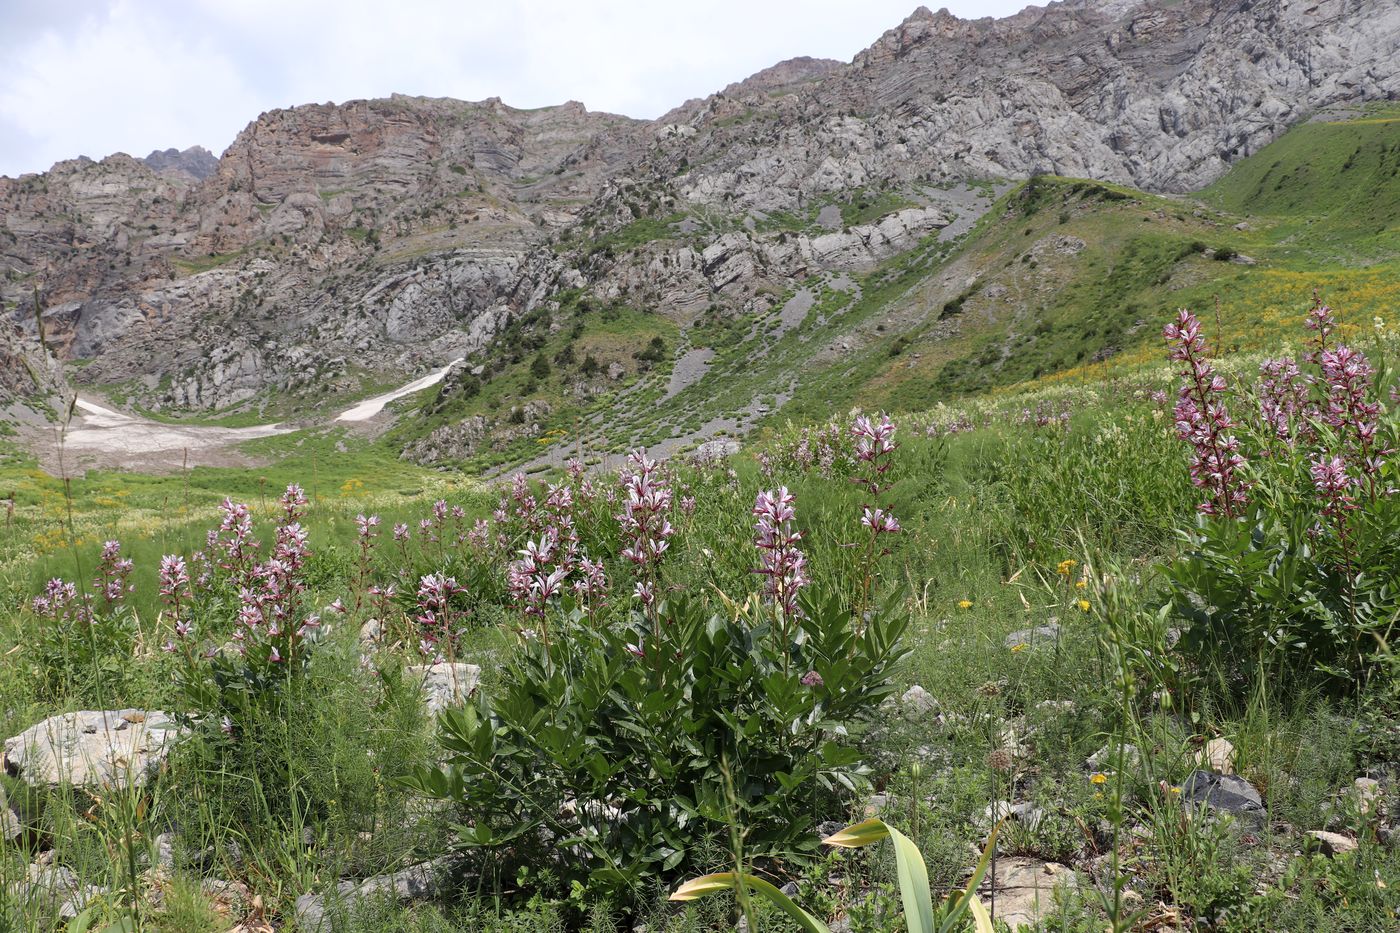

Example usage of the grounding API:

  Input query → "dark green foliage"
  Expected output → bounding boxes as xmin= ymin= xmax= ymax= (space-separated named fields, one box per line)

xmin=405 ymin=588 xmax=909 ymax=899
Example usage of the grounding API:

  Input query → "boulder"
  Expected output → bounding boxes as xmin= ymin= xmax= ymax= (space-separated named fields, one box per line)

xmin=406 ymin=662 xmax=481 ymax=715
xmin=982 ymin=857 xmax=1079 ymax=930
xmin=1195 ymin=737 xmax=1236 ymax=775
xmin=1180 ymin=770 xmax=1265 ymax=825
xmin=1004 ymin=623 xmax=1061 ymax=649
xmin=1306 ymin=830 xmax=1358 ymax=857
xmin=3 ymin=710 xmax=186 ymax=789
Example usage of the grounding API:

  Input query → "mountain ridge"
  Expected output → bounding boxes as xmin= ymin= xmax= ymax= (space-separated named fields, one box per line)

xmin=2 ymin=0 xmax=1398 ymax=468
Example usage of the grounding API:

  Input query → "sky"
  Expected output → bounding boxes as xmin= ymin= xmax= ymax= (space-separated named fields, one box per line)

xmin=0 ymin=0 xmax=1030 ymax=178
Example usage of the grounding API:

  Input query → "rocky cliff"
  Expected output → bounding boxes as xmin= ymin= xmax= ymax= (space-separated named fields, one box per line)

xmin=1 ymin=0 xmax=1396 ymax=431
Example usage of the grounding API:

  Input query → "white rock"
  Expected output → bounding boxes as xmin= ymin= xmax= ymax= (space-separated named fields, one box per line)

xmin=3 ymin=710 xmax=186 ymax=789
xmin=407 ymin=662 xmax=481 ymax=715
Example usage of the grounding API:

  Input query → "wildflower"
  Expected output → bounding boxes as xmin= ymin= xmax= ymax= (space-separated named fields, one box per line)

xmin=800 ymin=670 xmax=824 ymax=688
xmin=94 ymin=540 xmax=134 ymax=607
xmin=220 ymin=716 xmax=235 ymax=736
xmin=1011 ymin=644 xmax=1027 ymax=653
xmin=1077 ymin=599 xmax=1091 ymax=612
xmin=158 ymin=554 xmax=190 ymax=599
xmin=355 ymin=514 xmax=381 ymax=539
xmin=860 ymin=506 xmax=901 ymax=535
xmin=958 ymin=599 xmax=973 ymax=609
xmin=851 ymin=414 xmax=898 ymax=495
xmin=280 ymin=483 xmax=309 ymax=522
xmin=1318 ymin=344 xmax=1386 ymax=484
xmin=618 ymin=450 xmax=674 ymax=610
xmin=393 ymin=522 xmax=409 ymax=542
xmin=1090 ymin=772 xmax=1108 ymax=785
xmin=1164 ymin=309 xmax=1248 ymax=517
xmin=753 ymin=487 xmax=808 ymax=620
xmin=1056 ymin=559 xmax=1077 ymax=576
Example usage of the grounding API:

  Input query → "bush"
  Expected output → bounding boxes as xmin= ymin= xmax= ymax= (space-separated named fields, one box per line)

xmin=1162 ymin=306 xmax=1400 ymax=694
xmin=406 ymin=587 xmax=908 ymax=898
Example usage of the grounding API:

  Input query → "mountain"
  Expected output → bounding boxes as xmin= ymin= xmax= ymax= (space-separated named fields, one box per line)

xmin=2 ymin=0 xmax=1398 ymax=467
xmin=141 ymin=146 xmax=221 ymax=182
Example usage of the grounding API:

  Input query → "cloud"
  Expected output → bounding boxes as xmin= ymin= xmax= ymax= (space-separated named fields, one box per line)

xmin=0 ymin=0 xmax=1029 ymax=177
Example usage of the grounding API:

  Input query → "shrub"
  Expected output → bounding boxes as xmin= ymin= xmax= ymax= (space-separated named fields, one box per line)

xmin=1163 ymin=305 xmax=1400 ymax=694
xmin=406 ymin=586 xmax=908 ymax=897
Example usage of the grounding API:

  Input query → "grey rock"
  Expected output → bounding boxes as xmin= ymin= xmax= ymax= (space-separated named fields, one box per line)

xmin=1004 ymin=624 xmax=1061 ymax=649
xmin=295 ymin=858 xmax=450 ymax=931
xmin=1180 ymin=770 xmax=1265 ymax=824
xmin=981 ymin=857 xmax=1079 ymax=931
xmin=899 ymin=684 xmax=938 ymax=715
xmin=1086 ymin=743 xmax=1139 ymax=772
xmin=984 ymin=800 xmax=1046 ymax=832
xmin=3 ymin=710 xmax=186 ymax=789
xmin=0 ymin=784 xmax=18 ymax=842
xmin=1306 ymin=830 xmax=1358 ymax=857
xmin=406 ymin=662 xmax=481 ymax=715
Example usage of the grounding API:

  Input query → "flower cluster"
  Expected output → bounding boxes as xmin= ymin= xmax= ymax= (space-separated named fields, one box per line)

xmin=850 ymin=414 xmax=898 ymax=496
xmin=1257 ymin=357 xmax=1312 ymax=444
xmin=1318 ymin=345 xmax=1386 ymax=483
xmin=415 ymin=572 xmax=467 ymax=659
xmin=1164 ymin=309 xmax=1248 ymax=517
xmin=618 ymin=450 xmax=674 ymax=610
xmin=93 ymin=539 xmax=134 ymax=609
xmin=753 ymin=487 xmax=808 ymax=621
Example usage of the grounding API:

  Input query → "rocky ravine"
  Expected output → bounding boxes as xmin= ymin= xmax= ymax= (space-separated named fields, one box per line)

xmin=2 ymin=0 xmax=1397 ymax=456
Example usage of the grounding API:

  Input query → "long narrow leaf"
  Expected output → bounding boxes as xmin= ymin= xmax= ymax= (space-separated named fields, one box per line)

xmin=821 ymin=817 xmax=890 ymax=849
xmin=884 ymin=821 xmax=935 ymax=933
xmin=672 ymin=871 xmax=832 ymax=933
xmin=967 ymin=895 xmax=996 ymax=933
xmin=941 ymin=818 xmax=1006 ymax=931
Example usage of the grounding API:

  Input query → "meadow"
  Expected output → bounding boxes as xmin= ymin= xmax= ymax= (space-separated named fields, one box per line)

xmin=2 ymin=295 xmax=1399 ymax=932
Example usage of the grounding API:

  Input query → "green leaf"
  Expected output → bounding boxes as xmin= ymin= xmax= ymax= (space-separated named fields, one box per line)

xmin=671 ymin=872 xmax=831 ymax=933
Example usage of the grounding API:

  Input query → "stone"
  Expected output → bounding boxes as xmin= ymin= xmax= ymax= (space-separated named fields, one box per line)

xmin=294 ymin=858 xmax=450 ymax=931
xmin=981 ymin=857 xmax=1079 ymax=930
xmin=1180 ymin=771 xmax=1265 ymax=825
xmin=1004 ymin=624 xmax=1061 ymax=649
xmin=899 ymin=684 xmax=938 ymax=715
xmin=1195 ymin=737 xmax=1236 ymax=775
xmin=3 ymin=710 xmax=186 ymax=789
xmin=1353 ymin=777 xmax=1382 ymax=816
xmin=358 ymin=618 xmax=384 ymax=645
xmin=406 ymin=662 xmax=481 ymax=715
xmin=1306 ymin=830 xmax=1358 ymax=857
xmin=984 ymin=800 xmax=1046 ymax=833
xmin=1086 ymin=743 xmax=1139 ymax=772
xmin=8 ymin=864 xmax=107 ymax=920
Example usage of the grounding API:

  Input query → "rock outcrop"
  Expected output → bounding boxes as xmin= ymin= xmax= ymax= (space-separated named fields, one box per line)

xmin=2 ymin=0 xmax=1396 ymax=429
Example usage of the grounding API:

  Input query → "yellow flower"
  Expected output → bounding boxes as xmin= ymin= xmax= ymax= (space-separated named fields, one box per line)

xmin=1090 ymin=772 xmax=1108 ymax=785
xmin=1077 ymin=599 xmax=1091 ymax=612
xmin=1056 ymin=559 xmax=1077 ymax=576
xmin=958 ymin=599 xmax=973 ymax=610
xmin=1011 ymin=644 xmax=1027 ymax=653
xmin=1075 ymin=580 xmax=1086 ymax=589
xmin=1170 ymin=786 xmax=1182 ymax=795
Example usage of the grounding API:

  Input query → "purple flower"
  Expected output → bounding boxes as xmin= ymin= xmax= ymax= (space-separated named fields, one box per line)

xmin=801 ymin=670 xmax=824 ymax=688
xmin=753 ymin=487 xmax=808 ymax=620
xmin=1164 ymin=309 xmax=1248 ymax=517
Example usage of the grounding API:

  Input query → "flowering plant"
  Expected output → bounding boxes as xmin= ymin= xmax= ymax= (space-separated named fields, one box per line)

xmin=1164 ymin=305 xmax=1400 ymax=690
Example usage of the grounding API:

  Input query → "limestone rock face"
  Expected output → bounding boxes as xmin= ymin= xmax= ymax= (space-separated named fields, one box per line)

xmin=3 ymin=710 xmax=186 ymax=790
xmin=1 ymin=0 xmax=1396 ymax=425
